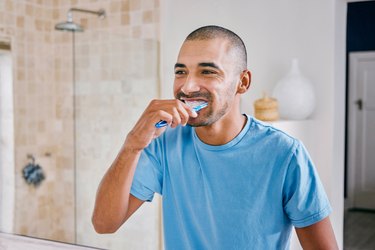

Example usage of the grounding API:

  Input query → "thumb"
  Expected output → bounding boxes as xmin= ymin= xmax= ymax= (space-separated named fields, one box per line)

xmin=153 ymin=126 xmax=167 ymax=139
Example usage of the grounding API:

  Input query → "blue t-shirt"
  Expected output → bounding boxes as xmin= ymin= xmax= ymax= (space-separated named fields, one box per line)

xmin=130 ymin=115 xmax=331 ymax=250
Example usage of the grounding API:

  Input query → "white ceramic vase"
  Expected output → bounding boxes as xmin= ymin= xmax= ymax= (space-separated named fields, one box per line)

xmin=272 ymin=59 xmax=316 ymax=120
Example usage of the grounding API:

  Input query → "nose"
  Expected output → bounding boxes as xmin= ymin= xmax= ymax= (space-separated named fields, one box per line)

xmin=181 ymin=75 xmax=200 ymax=94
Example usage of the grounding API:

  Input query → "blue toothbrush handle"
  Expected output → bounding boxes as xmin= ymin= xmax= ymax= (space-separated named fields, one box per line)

xmin=155 ymin=120 xmax=168 ymax=128
xmin=154 ymin=102 xmax=208 ymax=128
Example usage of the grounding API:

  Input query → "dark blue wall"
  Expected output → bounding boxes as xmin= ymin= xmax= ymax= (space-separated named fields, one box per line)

xmin=347 ymin=1 xmax=375 ymax=52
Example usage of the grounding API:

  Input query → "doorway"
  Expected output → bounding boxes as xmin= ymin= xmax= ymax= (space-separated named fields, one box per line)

xmin=345 ymin=1 xmax=375 ymax=249
xmin=345 ymin=1 xmax=375 ymax=209
xmin=347 ymin=51 xmax=375 ymax=210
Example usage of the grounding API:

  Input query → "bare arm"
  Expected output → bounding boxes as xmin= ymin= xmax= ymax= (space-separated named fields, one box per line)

xmin=91 ymin=145 xmax=144 ymax=233
xmin=92 ymin=99 xmax=196 ymax=233
xmin=295 ymin=217 xmax=338 ymax=250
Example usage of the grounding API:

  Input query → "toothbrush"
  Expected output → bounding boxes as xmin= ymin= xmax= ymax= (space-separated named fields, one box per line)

xmin=155 ymin=102 xmax=208 ymax=128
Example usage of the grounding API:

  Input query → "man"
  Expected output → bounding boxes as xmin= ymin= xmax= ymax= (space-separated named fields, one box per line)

xmin=92 ymin=25 xmax=338 ymax=249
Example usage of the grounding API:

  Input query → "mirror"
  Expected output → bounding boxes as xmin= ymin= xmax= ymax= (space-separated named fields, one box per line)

xmin=0 ymin=1 xmax=161 ymax=249
xmin=1 ymin=0 xmax=357 ymax=249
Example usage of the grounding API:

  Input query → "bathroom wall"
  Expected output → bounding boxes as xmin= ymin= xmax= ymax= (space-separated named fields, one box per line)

xmin=0 ymin=0 xmax=161 ymax=249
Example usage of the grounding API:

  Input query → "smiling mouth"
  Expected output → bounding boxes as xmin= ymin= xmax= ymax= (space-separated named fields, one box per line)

xmin=183 ymin=99 xmax=207 ymax=109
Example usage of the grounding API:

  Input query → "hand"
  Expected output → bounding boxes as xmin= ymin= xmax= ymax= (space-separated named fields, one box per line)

xmin=125 ymin=99 xmax=197 ymax=151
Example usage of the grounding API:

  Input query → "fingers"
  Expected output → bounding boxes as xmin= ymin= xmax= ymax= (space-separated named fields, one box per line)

xmin=173 ymin=101 xmax=191 ymax=127
xmin=150 ymin=99 xmax=196 ymax=128
xmin=126 ymin=99 xmax=198 ymax=150
xmin=154 ymin=110 xmax=173 ymax=127
xmin=176 ymin=100 xmax=198 ymax=123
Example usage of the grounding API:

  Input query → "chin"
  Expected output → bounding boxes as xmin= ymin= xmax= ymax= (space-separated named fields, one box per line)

xmin=188 ymin=108 xmax=218 ymax=127
xmin=187 ymin=117 xmax=211 ymax=127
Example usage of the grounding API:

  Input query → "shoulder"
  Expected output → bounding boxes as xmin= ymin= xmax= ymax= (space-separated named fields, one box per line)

xmin=246 ymin=115 xmax=299 ymax=153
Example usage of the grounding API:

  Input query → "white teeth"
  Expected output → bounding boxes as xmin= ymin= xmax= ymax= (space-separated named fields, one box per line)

xmin=185 ymin=100 xmax=206 ymax=109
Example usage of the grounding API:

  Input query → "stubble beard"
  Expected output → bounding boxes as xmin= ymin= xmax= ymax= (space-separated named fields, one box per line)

xmin=189 ymin=80 xmax=236 ymax=127
xmin=188 ymin=102 xmax=229 ymax=127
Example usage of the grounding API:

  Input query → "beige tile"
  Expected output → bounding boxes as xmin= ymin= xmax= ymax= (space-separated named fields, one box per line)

xmin=121 ymin=0 xmax=130 ymax=12
xmin=80 ymin=17 xmax=88 ymax=27
xmin=5 ymin=0 xmax=14 ymax=12
xmin=52 ymin=9 xmax=59 ymax=19
xmin=35 ymin=19 xmax=44 ymax=31
xmin=52 ymin=0 xmax=59 ymax=8
xmin=142 ymin=10 xmax=153 ymax=23
xmin=25 ymin=4 xmax=34 ymax=16
xmin=44 ymin=20 xmax=52 ymax=32
xmin=109 ymin=13 xmax=121 ymax=27
xmin=110 ymin=1 xmax=121 ymax=13
xmin=129 ymin=0 xmax=141 ymax=11
xmin=121 ymin=13 xmax=130 ymax=25
xmin=35 ymin=6 xmax=43 ymax=18
xmin=17 ymin=69 xmax=25 ymax=81
xmin=16 ymin=16 xmax=25 ymax=28
xmin=17 ymin=56 xmax=25 ymax=68
xmin=44 ymin=33 xmax=52 ymax=44
xmin=142 ymin=0 xmax=156 ymax=10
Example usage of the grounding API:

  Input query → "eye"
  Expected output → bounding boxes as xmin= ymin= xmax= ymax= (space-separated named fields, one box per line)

xmin=201 ymin=70 xmax=216 ymax=75
xmin=175 ymin=70 xmax=186 ymax=75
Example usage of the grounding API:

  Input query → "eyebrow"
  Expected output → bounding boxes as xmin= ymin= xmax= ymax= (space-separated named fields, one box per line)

xmin=198 ymin=62 xmax=221 ymax=70
xmin=174 ymin=63 xmax=186 ymax=68
xmin=174 ymin=62 xmax=221 ymax=70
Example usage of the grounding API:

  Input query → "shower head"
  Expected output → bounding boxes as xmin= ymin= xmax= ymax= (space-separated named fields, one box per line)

xmin=55 ymin=21 xmax=84 ymax=32
xmin=55 ymin=8 xmax=106 ymax=32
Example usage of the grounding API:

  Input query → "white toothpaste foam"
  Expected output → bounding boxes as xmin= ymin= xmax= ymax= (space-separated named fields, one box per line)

xmin=185 ymin=100 xmax=207 ymax=109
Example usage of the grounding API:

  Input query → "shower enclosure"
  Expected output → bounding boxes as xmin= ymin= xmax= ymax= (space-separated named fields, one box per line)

xmin=54 ymin=6 xmax=161 ymax=250
xmin=54 ymin=8 xmax=107 ymax=245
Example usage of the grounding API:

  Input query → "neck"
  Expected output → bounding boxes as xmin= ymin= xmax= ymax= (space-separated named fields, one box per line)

xmin=195 ymin=109 xmax=247 ymax=146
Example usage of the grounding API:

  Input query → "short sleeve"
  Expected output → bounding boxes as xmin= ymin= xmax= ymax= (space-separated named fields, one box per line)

xmin=282 ymin=141 xmax=332 ymax=228
xmin=130 ymin=140 xmax=163 ymax=202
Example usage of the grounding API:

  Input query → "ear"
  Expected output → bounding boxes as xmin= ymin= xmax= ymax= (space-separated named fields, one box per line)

xmin=237 ymin=70 xmax=251 ymax=94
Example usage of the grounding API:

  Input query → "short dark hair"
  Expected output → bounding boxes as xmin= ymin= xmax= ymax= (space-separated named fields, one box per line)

xmin=185 ymin=25 xmax=247 ymax=72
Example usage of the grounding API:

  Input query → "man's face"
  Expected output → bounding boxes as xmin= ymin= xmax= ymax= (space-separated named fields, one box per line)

xmin=173 ymin=38 xmax=241 ymax=127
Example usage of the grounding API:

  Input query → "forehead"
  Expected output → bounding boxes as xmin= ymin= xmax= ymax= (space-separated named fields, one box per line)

xmin=177 ymin=38 xmax=233 ymax=66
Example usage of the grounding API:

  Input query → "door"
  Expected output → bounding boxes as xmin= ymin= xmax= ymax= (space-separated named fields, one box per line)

xmin=348 ymin=51 xmax=375 ymax=210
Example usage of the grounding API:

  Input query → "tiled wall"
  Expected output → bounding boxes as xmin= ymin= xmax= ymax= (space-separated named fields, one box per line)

xmin=0 ymin=0 xmax=76 ymax=242
xmin=0 ymin=0 xmax=160 ymax=249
